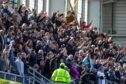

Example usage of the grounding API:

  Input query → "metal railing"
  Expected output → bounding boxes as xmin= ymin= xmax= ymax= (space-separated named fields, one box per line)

xmin=0 ymin=71 xmax=23 ymax=83
xmin=0 ymin=66 xmax=55 ymax=84
xmin=28 ymin=66 xmax=55 ymax=84
xmin=0 ymin=70 xmax=46 ymax=84
xmin=0 ymin=70 xmax=54 ymax=84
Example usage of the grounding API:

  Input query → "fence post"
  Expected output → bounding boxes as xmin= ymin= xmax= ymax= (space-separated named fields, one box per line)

xmin=23 ymin=76 xmax=25 ymax=84
xmin=14 ymin=75 xmax=16 ymax=82
xmin=33 ymin=71 xmax=35 ymax=84
xmin=4 ymin=73 xmax=6 ymax=79
xmin=28 ymin=77 xmax=30 ymax=84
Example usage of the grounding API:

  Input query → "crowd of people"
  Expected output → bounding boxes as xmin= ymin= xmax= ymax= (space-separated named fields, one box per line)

xmin=0 ymin=3 xmax=126 ymax=84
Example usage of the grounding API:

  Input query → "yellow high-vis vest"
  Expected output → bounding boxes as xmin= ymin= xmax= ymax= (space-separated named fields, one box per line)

xmin=51 ymin=68 xmax=71 ymax=84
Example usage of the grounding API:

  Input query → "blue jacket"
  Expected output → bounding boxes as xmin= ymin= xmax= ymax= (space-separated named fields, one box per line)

xmin=83 ymin=57 xmax=93 ymax=71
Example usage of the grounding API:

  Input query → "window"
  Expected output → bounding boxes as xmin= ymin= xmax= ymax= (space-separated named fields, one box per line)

xmin=38 ymin=0 xmax=43 ymax=13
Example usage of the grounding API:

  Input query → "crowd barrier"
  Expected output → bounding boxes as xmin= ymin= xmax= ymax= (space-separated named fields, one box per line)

xmin=0 ymin=71 xmax=23 ymax=84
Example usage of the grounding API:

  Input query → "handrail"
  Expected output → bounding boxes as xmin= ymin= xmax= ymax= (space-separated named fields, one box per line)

xmin=0 ymin=71 xmax=23 ymax=83
xmin=0 ymin=67 xmax=55 ymax=84
xmin=28 ymin=66 xmax=51 ymax=81
xmin=28 ymin=71 xmax=42 ymax=82
xmin=0 ymin=71 xmax=23 ymax=78
xmin=27 ymin=76 xmax=42 ymax=84
xmin=0 ymin=71 xmax=41 ymax=84
xmin=28 ymin=66 xmax=54 ymax=84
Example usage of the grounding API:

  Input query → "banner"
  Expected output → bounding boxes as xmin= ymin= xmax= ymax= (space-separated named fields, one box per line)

xmin=0 ymin=78 xmax=22 ymax=84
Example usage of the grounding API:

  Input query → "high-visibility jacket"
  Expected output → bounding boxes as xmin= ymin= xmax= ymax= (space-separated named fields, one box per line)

xmin=51 ymin=68 xmax=71 ymax=84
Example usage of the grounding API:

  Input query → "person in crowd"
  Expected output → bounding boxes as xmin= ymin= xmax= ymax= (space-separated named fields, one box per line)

xmin=70 ymin=62 xmax=80 ymax=84
xmin=121 ymin=65 xmax=126 ymax=84
xmin=51 ymin=63 xmax=71 ymax=84
xmin=65 ymin=54 xmax=73 ymax=69
xmin=0 ymin=30 xmax=4 ymax=52
xmin=83 ymin=52 xmax=94 ymax=71
xmin=66 ymin=11 xmax=75 ymax=24
xmin=0 ymin=52 xmax=4 ymax=71
xmin=1 ymin=48 xmax=10 ymax=72
xmin=97 ymin=66 xmax=105 ymax=84
xmin=15 ymin=53 xmax=24 ymax=76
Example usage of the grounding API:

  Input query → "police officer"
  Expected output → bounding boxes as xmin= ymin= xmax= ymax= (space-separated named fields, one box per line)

xmin=51 ymin=63 xmax=71 ymax=84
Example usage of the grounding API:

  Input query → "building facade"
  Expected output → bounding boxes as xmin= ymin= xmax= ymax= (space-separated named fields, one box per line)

xmin=102 ymin=0 xmax=126 ymax=45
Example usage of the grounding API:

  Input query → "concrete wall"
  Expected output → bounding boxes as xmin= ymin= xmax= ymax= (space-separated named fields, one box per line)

xmin=43 ymin=0 xmax=46 ymax=11
xmin=48 ymin=0 xmax=66 ymax=16
xmin=88 ymin=0 xmax=101 ymax=32
xmin=82 ymin=0 xmax=85 ymax=21
xmin=77 ymin=0 xmax=83 ymax=22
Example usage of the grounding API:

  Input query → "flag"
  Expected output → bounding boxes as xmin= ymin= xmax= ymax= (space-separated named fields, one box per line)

xmin=80 ymin=18 xmax=85 ymax=29
xmin=80 ymin=18 xmax=85 ymax=27
xmin=0 ymin=0 xmax=3 ymax=4
xmin=85 ymin=21 xmax=93 ymax=29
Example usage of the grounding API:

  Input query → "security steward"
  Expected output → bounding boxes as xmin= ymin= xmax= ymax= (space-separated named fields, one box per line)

xmin=51 ymin=63 xmax=71 ymax=84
